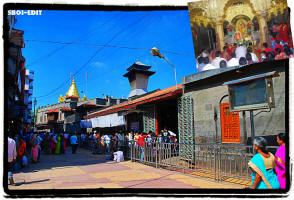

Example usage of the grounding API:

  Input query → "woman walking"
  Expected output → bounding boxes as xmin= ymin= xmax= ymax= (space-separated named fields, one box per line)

xmin=55 ymin=133 xmax=61 ymax=154
xmin=43 ymin=133 xmax=50 ymax=154
xmin=275 ymin=133 xmax=286 ymax=189
xmin=248 ymin=137 xmax=280 ymax=189
xmin=31 ymin=135 xmax=39 ymax=163
xmin=51 ymin=135 xmax=56 ymax=154
xmin=60 ymin=133 xmax=64 ymax=154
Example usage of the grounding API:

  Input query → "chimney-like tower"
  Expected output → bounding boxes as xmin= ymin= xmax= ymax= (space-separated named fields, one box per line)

xmin=123 ymin=61 xmax=155 ymax=98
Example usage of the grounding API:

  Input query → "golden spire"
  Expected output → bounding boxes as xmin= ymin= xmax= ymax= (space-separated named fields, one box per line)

xmin=58 ymin=94 xmax=64 ymax=102
xmin=65 ymin=76 xmax=80 ymax=99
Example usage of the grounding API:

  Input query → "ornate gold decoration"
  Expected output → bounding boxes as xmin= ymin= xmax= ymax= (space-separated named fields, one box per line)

xmin=65 ymin=76 xmax=80 ymax=99
xmin=58 ymin=95 xmax=64 ymax=102
xmin=224 ymin=3 xmax=255 ymax=22
xmin=82 ymin=94 xmax=87 ymax=102
xmin=267 ymin=0 xmax=288 ymax=19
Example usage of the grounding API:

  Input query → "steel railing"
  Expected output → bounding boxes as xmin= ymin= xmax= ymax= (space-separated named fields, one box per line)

xmin=79 ymin=138 xmax=278 ymax=185
xmin=127 ymin=141 xmax=279 ymax=184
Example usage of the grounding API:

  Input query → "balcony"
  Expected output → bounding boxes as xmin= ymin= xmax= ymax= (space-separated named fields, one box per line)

xmin=25 ymin=69 xmax=30 ymax=76
xmin=29 ymin=71 xmax=34 ymax=80
xmin=8 ymin=44 xmax=21 ymax=60
xmin=7 ymin=58 xmax=16 ymax=75
xmin=28 ymin=89 xmax=33 ymax=95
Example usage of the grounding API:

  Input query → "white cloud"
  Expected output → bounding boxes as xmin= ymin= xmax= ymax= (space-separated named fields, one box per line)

xmin=92 ymin=61 xmax=105 ymax=67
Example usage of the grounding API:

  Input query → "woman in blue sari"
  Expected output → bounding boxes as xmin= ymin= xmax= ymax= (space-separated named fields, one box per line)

xmin=248 ymin=137 xmax=280 ymax=189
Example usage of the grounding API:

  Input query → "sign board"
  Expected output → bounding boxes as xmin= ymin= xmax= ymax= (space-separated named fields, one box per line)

xmin=220 ymin=103 xmax=241 ymax=143
xmin=224 ymin=72 xmax=277 ymax=111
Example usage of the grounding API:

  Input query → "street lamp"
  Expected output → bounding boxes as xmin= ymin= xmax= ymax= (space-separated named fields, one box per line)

xmin=150 ymin=47 xmax=178 ymax=89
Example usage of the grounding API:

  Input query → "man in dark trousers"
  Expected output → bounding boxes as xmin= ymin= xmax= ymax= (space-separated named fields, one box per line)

xmin=70 ymin=132 xmax=78 ymax=154
xmin=8 ymin=132 xmax=17 ymax=185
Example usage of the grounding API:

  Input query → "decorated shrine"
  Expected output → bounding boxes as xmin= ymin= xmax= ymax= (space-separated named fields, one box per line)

xmin=188 ymin=0 xmax=290 ymax=55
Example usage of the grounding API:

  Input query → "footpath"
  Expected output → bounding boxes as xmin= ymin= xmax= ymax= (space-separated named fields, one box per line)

xmin=8 ymin=147 xmax=245 ymax=189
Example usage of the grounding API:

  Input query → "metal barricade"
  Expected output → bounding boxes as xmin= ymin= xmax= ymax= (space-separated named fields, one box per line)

xmin=127 ymin=141 xmax=279 ymax=184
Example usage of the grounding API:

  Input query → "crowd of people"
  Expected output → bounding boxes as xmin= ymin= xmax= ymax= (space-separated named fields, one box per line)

xmin=8 ymin=129 xmax=285 ymax=189
xmin=197 ymin=24 xmax=293 ymax=72
xmin=7 ymin=128 xmax=177 ymax=184
xmin=81 ymin=128 xmax=177 ymax=155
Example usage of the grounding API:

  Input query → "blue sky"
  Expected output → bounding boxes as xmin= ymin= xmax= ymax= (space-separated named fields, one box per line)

xmin=14 ymin=10 xmax=197 ymax=107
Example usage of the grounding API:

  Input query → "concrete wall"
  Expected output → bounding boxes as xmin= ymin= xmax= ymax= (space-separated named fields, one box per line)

xmin=183 ymin=60 xmax=286 ymax=145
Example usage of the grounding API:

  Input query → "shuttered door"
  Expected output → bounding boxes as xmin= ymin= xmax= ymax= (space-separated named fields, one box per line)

xmin=143 ymin=105 xmax=156 ymax=133
xmin=178 ymin=95 xmax=194 ymax=160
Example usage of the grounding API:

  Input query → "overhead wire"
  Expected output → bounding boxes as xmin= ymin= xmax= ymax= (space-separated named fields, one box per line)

xmin=26 ymin=14 xmax=119 ymax=68
xmin=32 ymin=14 xmax=120 ymax=100
xmin=24 ymin=39 xmax=194 ymax=57
xmin=35 ymin=13 xmax=150 ymax=100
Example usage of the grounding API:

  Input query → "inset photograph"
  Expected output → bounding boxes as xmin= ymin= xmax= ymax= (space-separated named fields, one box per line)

xmin=188 ymin=0 xmax=293 ymax=71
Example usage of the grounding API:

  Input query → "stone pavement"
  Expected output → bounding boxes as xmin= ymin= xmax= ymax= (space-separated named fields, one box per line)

xmin=8 ymin=147 xmax=245 ymax=189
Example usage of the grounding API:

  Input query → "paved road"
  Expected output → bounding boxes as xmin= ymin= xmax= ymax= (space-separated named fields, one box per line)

xmin=8 ymin=146 xmax=244 ymax=189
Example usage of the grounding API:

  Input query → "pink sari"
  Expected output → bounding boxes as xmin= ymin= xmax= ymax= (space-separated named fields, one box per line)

xmin=32 ymin=144 xmax=38 ymax=162
xmin=275 ymin=145 xmax=286 ymax=189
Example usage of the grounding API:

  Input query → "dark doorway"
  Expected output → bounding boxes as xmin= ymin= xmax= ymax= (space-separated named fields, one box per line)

xmin=157 ymin=99 xmax=178 ymax=136
xmin=127 ymin=112 xmax=143 ymax=132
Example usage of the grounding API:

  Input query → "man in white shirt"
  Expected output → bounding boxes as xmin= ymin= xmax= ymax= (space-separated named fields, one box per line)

xmin=235 ymin=43 xmax=246 ymax=59
xmin=8 ymin=135 xmax=17 ymax=185
xmin=247 ymin=47 xmax=259 ymax=63
xmin=113 ymin=148 xmax=124 ymax=163
xmin=202 ymin=57 xmax=218 ymax=71
xmin=227 ymin=52 xmax=239 ymax=67
xmin=211 ymin=51 xmax=226 ymax=68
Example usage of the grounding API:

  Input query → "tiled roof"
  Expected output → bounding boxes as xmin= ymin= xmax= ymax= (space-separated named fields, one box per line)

xmin=45 ymin=109 xmax=58 ymax=114
xmin=60 ymin=107 xmax=74 ymax=112
xmin=84 ymin=84 xmax=182 ymax=119
xmin=77 ymin=102 xmax=97 ymax=107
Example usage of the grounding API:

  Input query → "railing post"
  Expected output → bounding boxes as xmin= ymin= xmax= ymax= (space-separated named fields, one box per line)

xmin=214 ymin=145 xmax=217 ymax=181
xmin=218 ymin=146 xmax=221 ymax=182
xmin=156 ymin=142 xmax=158 ymax=168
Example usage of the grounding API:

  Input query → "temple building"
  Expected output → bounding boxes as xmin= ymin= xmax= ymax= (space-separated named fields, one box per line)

xmin=35 ymin=77 xmax=127 ymax=133
xmin=83 ymin=61 xmax=181 ymax=136
xmin=188 ymin=0 xmax=291 ymax=56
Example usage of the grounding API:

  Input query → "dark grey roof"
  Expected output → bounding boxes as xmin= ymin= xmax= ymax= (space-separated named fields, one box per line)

xmin=126 ymin=61 xmax=151 ymax=71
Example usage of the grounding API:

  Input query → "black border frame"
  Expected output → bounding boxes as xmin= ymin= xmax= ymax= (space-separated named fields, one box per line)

xmin=2 ymin=3 xmax=291 ymax=198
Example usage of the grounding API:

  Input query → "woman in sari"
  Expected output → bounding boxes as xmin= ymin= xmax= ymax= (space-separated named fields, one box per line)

xmin=31 ymin=135 xmax=39 ymax=163
xmin=51 ymin=135 xmax=56 ymax=154
xmin=43 ymin=133 xmax=50 ymax=154
xmin=275 ymin=133 xmax=286 ymax=189
xmin=55 ymin=133 xmax=61 ymax=154
xmin=60 ymin=133 xmax=64 ymax=154
xmin=248 ymin=137 xmax=280 ymax=189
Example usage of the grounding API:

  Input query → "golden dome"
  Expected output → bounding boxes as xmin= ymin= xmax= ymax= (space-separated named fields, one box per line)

xmin=65 ymin=77 xmax=80 ymax=99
